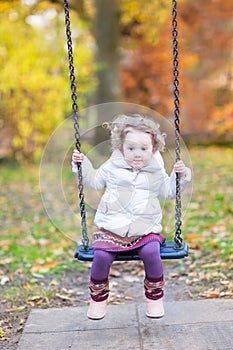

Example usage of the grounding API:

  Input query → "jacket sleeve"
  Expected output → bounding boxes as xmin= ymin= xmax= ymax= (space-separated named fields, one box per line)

xmin=159 ymin=167 xmax=192 ymax=199
xmin=72 ymin=157 xmax=106 ymax=190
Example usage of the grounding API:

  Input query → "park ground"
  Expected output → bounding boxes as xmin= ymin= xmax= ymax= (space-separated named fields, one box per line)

xmin=0 ymin=146 xmax=233 ymax=349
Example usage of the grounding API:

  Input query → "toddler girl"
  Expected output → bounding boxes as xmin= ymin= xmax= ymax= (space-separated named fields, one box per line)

xmin=72 ymin=113 xmax=191 ymax=320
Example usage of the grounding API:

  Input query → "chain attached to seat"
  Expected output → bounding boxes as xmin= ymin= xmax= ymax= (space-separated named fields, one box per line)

xmin=172 ymin=0 xmax=183 ymax=248
xmin=63 ymin=0 xmax=89 ymax=249
xmin=63 ymin=0 xmax=184 ymax=251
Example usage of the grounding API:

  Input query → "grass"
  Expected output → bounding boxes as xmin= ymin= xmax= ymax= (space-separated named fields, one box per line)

xmin=185 ymin=146 xmax=233 ymax=261
xmin=0 ymin=145 xmax=233 ymax=299
xmin=0 ymin=162 xmax=86 ymax=277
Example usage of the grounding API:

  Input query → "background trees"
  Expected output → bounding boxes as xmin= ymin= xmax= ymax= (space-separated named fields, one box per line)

xmin=120 ymin=0 xmax=233 ymax=140
xmin=0 ymin=0 xmax=232 ymax=162
xmin=0 ymin=0 xmax=95 ymax=161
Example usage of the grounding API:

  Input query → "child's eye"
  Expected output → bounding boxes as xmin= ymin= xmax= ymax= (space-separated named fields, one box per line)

xmin=129 ymin=147 xmax=134 ymax=151
xmin=141 ymin=147 xmax=147 ymax=151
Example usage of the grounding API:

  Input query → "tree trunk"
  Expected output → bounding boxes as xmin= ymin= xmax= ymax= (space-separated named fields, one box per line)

xmin=93 ymin=0 xmax=121 ymax=144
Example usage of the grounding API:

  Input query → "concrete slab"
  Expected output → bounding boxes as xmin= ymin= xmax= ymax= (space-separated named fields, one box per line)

xmin=138 ymin=299 xmax=233 ymax=350
xmin=18 ymin=299 xmax=233 ymax=350
xmin=17 ymin=328 xmax=141 ymax=350
xmin=140 ymin=322 xmax=233 ymax=350
xmin=137 ymin=299 xmax=233 ymax=324
xmin=22 ymin=303 xmax=138 ymax=333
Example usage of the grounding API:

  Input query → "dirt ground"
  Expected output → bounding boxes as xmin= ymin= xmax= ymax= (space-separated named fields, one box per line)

xmin=0 ymin=259 xmax=228 ymax=350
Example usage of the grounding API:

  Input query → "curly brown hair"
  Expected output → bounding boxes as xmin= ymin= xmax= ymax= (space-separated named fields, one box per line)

xmin=103 ymin=113 xmax=166 ymax=152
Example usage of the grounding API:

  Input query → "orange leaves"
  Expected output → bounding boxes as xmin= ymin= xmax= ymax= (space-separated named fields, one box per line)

xmin=201 ymin=278 xmax=233 ymax=299
xmin=30 ymin=260 xmax=59 ymax=274
xmin=209 ymin=102 xmax=233 ymax=137
xmin=120 ymin=0 xmax=233 ymax=139
xmin=186 ymin=233 xmax=205 ymax=249
xmin=120 ymin=36 xmax=173 ymax=115
xmin=185 ymin=269 xmax=233 ymax=299
xmin=201 ymin=290 xmax=221 ymax=299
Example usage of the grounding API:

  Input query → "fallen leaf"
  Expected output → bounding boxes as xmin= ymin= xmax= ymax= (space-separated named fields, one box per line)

xmin=110 ymin=268 xmax=121 ymax=277
xmin=19 ymin=319 xmax=26 ymax=326
xmin=201 ymin=289 xmax=220 ymax=298
xmin=28 ymin=296 xmax=43 ymax=302
xmin=186 ymin=233 xmax=205 ymax=241
xmin=30 ymin=261 xmax=58 ymax=273
xmin=31 ymin=273 xmax=45 ymax=279
xmin=0 ymin=328 xmax=6 ymax=340
xmin=23 ymin=283 xmax=32 ymax=291
xmin=0 ymin=257 xmax=14 ymax=264
xmin=202 ymin=262 xmax=228 ymax=269
xmin=220 ymin=280 xmax=230 ymax=285
xmin=50 ymin=279 xmax=59 ymax=286
xmin=26 ymin=301 xmax=35 ymax=307
xmin=111 ymin=300 xmax=124 ymax=305
xmin=6 ymin=306 xmax=27 ymax=312
xmin=55 ymin=293 xmax=73 ymax=301
xmin=0 ymin=275 xmax=10 ymax=286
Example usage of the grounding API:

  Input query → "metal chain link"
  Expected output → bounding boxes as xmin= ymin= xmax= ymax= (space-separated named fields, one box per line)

xmin=63 ymin=0 xmax=89 ymax=249
xmin=172 ymin=0 xmax=183 ymax=248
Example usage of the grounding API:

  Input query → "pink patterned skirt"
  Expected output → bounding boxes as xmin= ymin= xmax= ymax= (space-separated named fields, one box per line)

xmin=92 ymin=229 xmax=166 ymax=252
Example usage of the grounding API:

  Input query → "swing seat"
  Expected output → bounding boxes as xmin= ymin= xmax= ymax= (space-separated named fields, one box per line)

xmin=74 ymin=241 xmax=188 ymax=261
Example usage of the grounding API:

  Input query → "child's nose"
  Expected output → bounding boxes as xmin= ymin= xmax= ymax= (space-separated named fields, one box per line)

xmin=135 ymin=149 xmax=142 ymax=157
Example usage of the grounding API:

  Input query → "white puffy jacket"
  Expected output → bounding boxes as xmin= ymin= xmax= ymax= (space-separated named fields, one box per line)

xmin=72 ymin=150 xmax=191 ymax=237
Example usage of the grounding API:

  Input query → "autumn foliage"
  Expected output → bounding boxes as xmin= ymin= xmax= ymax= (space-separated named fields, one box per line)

xmin=0 ymin=0 xmax=232 ymax=162
xmin=120 ymin=0 xmax=233 ymax=140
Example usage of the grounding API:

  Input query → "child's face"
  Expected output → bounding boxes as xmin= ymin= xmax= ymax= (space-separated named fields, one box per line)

xmin=122 ymin=129 xmax=154 ymax=170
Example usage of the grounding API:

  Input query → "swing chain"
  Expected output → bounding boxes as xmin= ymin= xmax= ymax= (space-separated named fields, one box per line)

xmin=63 ymin=0 xmax=89 ymax=250
xmin=172 ymin=0 xmax=182 ymax=249
xmin=63 ymin=0 xmax=183 ymax=251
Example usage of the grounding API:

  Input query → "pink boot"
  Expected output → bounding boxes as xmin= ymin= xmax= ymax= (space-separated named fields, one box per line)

xmin=146 ymin=297 xmax=164 ymax=318
xmin=87 ymin=279 xmax=109 ymax=320
xmin=144 ymin=276 xmax=165 ymax=318
xmin=87 ymin=298 xmax=107 ymax=320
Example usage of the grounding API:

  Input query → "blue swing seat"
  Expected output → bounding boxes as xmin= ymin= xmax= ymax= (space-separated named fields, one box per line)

xmin=74 ymin=241 xmax=188 ymax=261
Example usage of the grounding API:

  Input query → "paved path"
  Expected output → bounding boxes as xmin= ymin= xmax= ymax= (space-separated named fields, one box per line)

xmin=17 ymin=299 xmax=232 ymax=350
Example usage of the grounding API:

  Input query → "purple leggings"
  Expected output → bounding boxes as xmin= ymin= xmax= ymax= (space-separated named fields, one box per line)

xmin=91 ymin=241 xmax=163 ymax=281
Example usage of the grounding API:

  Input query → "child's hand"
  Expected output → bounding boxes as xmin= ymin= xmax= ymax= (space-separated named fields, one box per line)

xmin=72 ymin=149 xmax=84 ymax=163
xmin=174 ymin=160 xmax=188 ymax=178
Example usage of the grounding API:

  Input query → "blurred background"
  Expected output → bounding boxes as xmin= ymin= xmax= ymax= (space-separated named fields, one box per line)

xmin=0 ymin=0 xmax=232 ymax=163
xmin=0 ymin=3 xmax=233 ymax=338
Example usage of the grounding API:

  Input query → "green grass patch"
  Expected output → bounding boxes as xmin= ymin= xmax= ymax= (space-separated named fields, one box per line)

xmin=0 ymin=163 xmax=86 ymax=279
